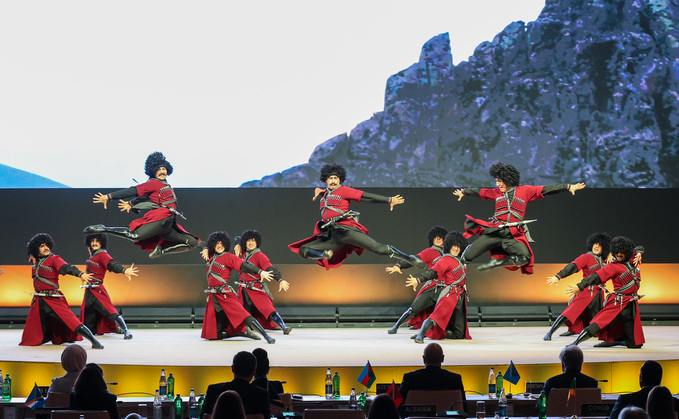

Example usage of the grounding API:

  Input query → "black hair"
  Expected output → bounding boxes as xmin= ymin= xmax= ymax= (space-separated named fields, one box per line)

xmin=73 ymin=363 xmax=108 ymax=399
xmin=85 ymin=233 xmax=108 ymax=250
xmin=443 ymin=231 xmax=468 ymax=254
xmin=144 ymin=152 xmax=173 ymax=178
xmin=239 ymin=229 xmax=262 ymax=249
xmin=427 ymin=225 xmax=448 ymax=247
xmin=489 ymin=162 xmax=520 ymax=187
xmin=252 ymin=348 xmax=270 ymax=377
xmin=27 ymin=233 xmax=54 ymax=259
xmin=207 ymin=231 xmax=231 ymax=258
xmin=232 ymin=351 xmax=257 ymax=378
xmin=611 ymin=236 xmax=635 ymax=261
xmin=640 ymin=360 xmax=663 ymax=387
xmin=320 ymin=164 xmax=347 ymax=183
xmin=586 ymin=232 xmax=610 ymax=256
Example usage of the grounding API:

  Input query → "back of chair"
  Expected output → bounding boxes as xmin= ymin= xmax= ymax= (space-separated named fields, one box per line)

xmin=302 ymin=409 xmax=365 ymax=419
xmin=546 ymin=388 xmax=602 ymax=416
xmin=45 ymin=392 xmax=71 ymax=408
xmin=404 ymin=389 xmax=464 ymax=413
xmin=271 ymin=392 xmax=293 ymax=415
xmin=51 ymin=410 xmax=111 ymax=419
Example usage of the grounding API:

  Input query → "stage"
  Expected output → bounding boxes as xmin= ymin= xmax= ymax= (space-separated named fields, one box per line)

xmin=2 ymin=326 xmax=678 ymax=397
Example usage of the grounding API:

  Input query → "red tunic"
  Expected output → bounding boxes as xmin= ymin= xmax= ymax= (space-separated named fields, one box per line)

xmin=424 ymin=255 xmax=472 ymax=340
xmin=79 ymin=250 xmax=121 ymax=335
xmin=559 ymin=252 xmax=605 ymax=334
xmin=128 ymin=179 xmax=198 ymax=252
xmin=407 ymin=247 xmax=444 ymax=329
xmin=588 ymin=260 xmax=644 ymax=346
xmin=20 ymin=255 xmax=83 ymax=346
xmin=289 ymin=185 xmax=368 ymax=269
xmin=463 ymin=184 xmax=547 ymax=274
xmin=201 ymin=252 xmax=252 ymax=340
xmin=237 ymin=250 xmax=277 ymax=329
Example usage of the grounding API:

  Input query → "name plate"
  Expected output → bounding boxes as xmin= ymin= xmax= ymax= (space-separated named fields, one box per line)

xmin=581 ymin=403 xmax=613 ymax=416
xmin=402 ymin=404 xmax=437 ymax=417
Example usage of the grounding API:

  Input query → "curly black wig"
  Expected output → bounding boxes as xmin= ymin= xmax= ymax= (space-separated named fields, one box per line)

xmin=207 ymin=231 xmax=231 ymax=258
xmin=27 ymin=233 xmax=54 ymax=259
xmin=610 ymin=236 xmax=635 ymax=261
xmin=85 ymin=233 xmax=108 ymax=250
xmin=319 ymin=163 xmax=346 ymax=183
xmin=443 ymin=231 xmax=468 ymax=255
xmin=144 ymin=152 xmax=173 ymax=178
xmin=239 ymin=229 xmax=262 ymax=249
xmin=586 ymin=232 xmax=610 ymax=256
xmin=489 ymin=162 xmax=520 ymax=187
xmin=427 ymin=225 xmax=449 ymax=247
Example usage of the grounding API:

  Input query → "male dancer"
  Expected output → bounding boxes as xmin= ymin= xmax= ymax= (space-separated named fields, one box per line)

xmin=234 ymin=229 xmax=292 ymax=335
xmin=20 ymin=233 xmax=104 ymax=349
xmin=289 ymin=163 xmax=422 ymax=269
xmin=543 ymin=232 xmax=610 ymax=340
xmin=569 ymin=236 xmax=645 ymax=348
xmin=81 ymin=233 xmax=138 ymax=340
xmin=411 ymin=231 xmax=471 ymax=343
xmin=84 ymin=152 xmax=199 ymax=258
xmin=453 ymin=162 xmax=585 ymax=274
xmin=201 ymin=231 xmax=276 ymax=344
xmin=386 ymin=225 xmax=448 ymax=333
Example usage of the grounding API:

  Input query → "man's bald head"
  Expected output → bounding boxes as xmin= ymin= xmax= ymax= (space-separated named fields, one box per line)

xmin=423 ymin=343 xmax=444 ymax=367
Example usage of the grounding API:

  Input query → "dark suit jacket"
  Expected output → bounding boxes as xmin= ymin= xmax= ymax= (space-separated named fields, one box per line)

xmin=610 ymin=387 xmax=679 ymax=419
xmin=399 ymin=365 xmax=466 ymax=406
xmin=70 ymin=390 xmax=120 ymax=419
xmin=542 ymin=370 xmax=599 ymax=397
xmin=252 ymin=376 xmax=284 ymax=407
xmin=201 ymin=377 xmax=270 ymax=418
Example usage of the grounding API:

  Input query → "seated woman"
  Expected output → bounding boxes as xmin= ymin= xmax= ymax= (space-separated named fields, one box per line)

xmin=69 ymin=363 xmax=120 ymax=419
xmin=46 ymin=344 xmax=87 ymax=405
xmin=211 ymin=390 xmax=246 ymax=419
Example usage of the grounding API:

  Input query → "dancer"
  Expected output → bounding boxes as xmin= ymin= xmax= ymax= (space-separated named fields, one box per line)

xmin=201 ymin=231 xmax=276 ymax=344
xmin=289 ymin=163 xmax=423 ymax=269
xmin=570 ymin=236 xmax=645 ymax=348
xmin=543 ymin=232 xmax=611 ymax=340
xmin=410 ymin=231 xmax=471 ymax=343
xmin=387 ymin=226 xmax=449 ymax=334
xmin=84 ymin=152 xmax=200 ymax=258
xmin=20 ymin=233 xmax=103 ymax=349
xmin=234 ymin=229 xmax=292 ymax=334
xmin=453 ymin=162 xmax=585 ymax=274
xmin=80 ymin=233 xmax=138 ymax=340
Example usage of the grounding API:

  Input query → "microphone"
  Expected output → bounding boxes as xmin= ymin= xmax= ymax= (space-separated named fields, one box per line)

xmin=106 ymin=382 xmax=118 ymax=386
xmin=597 ymin=380 xmax=609 ymax=383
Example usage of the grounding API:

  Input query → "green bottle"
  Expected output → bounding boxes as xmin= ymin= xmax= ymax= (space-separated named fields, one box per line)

xmin=537 ymin=390 xmax=547 ymax=419
xmin=495 ymin=371 xmax=503 ymax=398
xmin=358 ymin=392 xmax=367 ymax=413
xmin=198 ymin=393 xmax=205 ymax=415
xmin=332 ymin=372 xmax=340 ymax=399
xmin=174 ymin=394 xmax=182 ymax=419
xmin=2 ymin=374 xmax=10 ymax=401
xmin=167 ymin=373 xmax=175 ymax=398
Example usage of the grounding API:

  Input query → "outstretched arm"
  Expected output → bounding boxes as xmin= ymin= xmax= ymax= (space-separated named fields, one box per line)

xmin=568 ymin=182 xmax=586 ymax=195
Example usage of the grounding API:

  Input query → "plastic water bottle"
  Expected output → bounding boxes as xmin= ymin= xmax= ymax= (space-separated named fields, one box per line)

xmin=325 ymin=368 xmax=333 ymax=399
xmin=153 ymin=390 xmax=162 ymax=419
xmin=332 ymin=372 xmax=340 ymax=399
xmin=498 ymin=388 xmax=507 ymax=417
xmin=188 ymin=389 xmax=197 ymax=419
xmin=537 ymin=390 xmax=547 ymax=419
xmin=0 ymin=369 xmax=3 ymax=400
xmin=159 ymin=369 xmax=168 ymax=399
xmin=2 ymin=373 xmax=10 ymax=401
xmin=173 ymin=394 xmax=182 ymax=419
xmin=197 ymin=393 xmax=205 ymax=415
xmin=495 ymin=371 xmax=503 ymax=398
xmin=476 ymin=401 xmax=485 ymax=419
xmin=358 ymin=392 xmax=367 ymax=414
xmin=167 ymin=373 xmax=175 ymax=398
xmin=348 ymin=388 xmax=357 ymax=410
xmin=488 ymin=367 xmax=496 ymax=398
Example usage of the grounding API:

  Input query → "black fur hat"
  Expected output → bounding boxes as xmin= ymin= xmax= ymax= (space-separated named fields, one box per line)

xmin=610 ymin=236 xmax=635 ymax=261
xmin=144 ymin=152 xmax=173 ymax=178
xmin=207 ymin=231 xmax=231 ymax=258
xmin=427 ymin=225 xmax=448 ymax=247
xmin=489 ymin=162 xmax=520 ymax=187
xmin=85 ymin=233 xmax=108 ymax=250
xmin=586 ymin=232 xmax=610 ymax=256
xmin=443 ymin=231 xmax=468 ymax=255
xmin=320 ymin=164 xmax=346 ymax=183
xmin=239 ymin=229 xmax=262 ymax=249
xmin=27 ymin=233 xmax=54 ymax=259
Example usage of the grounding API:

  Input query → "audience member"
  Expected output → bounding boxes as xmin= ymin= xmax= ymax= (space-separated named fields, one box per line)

xmin=646 ymin=386 xmax=675 ymax=419
xmin=368 ymin=393 xmax=400 ymax=419
xmin=610 ymin=361 xmax=679 ymax=419
xmin=541 ymin=345 xmax=598 ymax=397
xmin=201 ymin=351 xmax=270 ymax=418
xmin=620 ymin=406 xmax=650 ymax=419
xmin=69 ymin=363 xmax=120 ymax=419
xmin=210 ymin=390 xmax=246 ymax=419
xmin=252 ymin=347 xmax=283 ymax=408
xmin=46 ymin=344 xmax=87 ymax=399
xmin=398 ymin=343 xmax=466 ymax=404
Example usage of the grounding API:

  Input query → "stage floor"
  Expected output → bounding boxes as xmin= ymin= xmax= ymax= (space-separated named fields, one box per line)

xmin=2 ymin=325 xmax=678 ymax=367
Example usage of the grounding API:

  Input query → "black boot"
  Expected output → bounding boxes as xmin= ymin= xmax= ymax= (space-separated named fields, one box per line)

xmin=302 ymin=248 xmax=333 ymax=260
xmin=114 ymin=316 xmax=133 ymax=340
xmin=571 ymin=324 xmax=599 ymax=346
xmin=246 ymin=317 xmax=275 ymax=344
xmin=269 ymin=312 xmax=292 ymax=335
xmin=478 ymin=254 xmax=529 ymax=271
xmin=544 ymin=316 xmax=568 ymax=341
xmin=388 ymin=307 xmax=413 ymax=334
xmin=414 ymin=319 xmax=436 ymax=344
xmin=76 ymin=324 xmax=104 ymax=349
xmin=389 ymin=246 xmax=425 ymax=269
xmin=149 ymin=243 xmax=192 ymax=259
xmin=460 ymin=245 xmax=473 ymax=265
xmin=217 ymin=329 xmax=261 ymax=340
xmin=83 ymin=225 xmax=140 ymax=241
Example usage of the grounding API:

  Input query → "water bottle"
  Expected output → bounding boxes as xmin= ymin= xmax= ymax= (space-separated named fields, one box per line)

xmin=537 ymin=390 xmax=547 ymax=419
xmin=476 ymin=401 xmax=485 ymax=419
xmin=358 ymin=392 xmax=367 ymax=414
xmin=153 ymin=390 xmax=162 ymax=419
xmin=167 ymin=373 xmax=175 ymax=398
xmin=348 ymin=387 xmax=357 ymax=410
xmin=332 ymin=371 xmax=340 ymax=399
xmin=0 ymin=370 xmax=3 ymax=400
xmin=324 ymin=368 xmax=333 ymax=399
xmin=198 ymin=393 xmax=205 ymax=415
xmin=495 ymin=371 xmax=503 ymax=398
xmin=3 ymin=374 xmax=10 ymax=401
xmin=159 ymin=369 xmax=168 ymax=399
xmin=498 ymin=388 xmax=507 ymax=417
xmin=188 ymin=389 xmax=197 ymax=419
xmin=174 ymin=394 xmax=182 ymax=419
xmin=488 ymin=367 xmax=496 ymax=398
